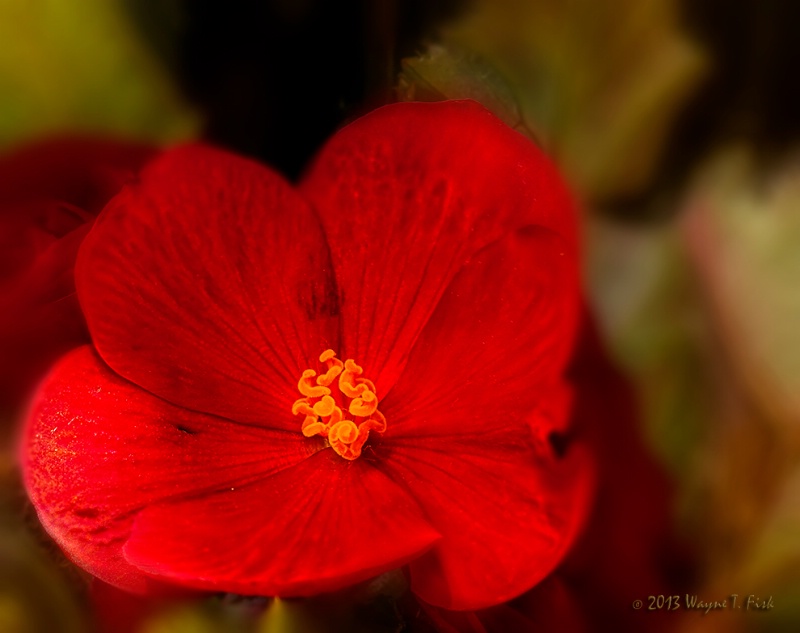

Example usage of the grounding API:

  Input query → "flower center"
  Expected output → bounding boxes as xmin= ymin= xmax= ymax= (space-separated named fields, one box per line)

xmin=292 ymin=349 xmax=386 ymax=460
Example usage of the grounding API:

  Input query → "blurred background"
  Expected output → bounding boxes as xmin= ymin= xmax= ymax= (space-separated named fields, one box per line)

xmin=2 ymin=0 xmax=800 ymax=631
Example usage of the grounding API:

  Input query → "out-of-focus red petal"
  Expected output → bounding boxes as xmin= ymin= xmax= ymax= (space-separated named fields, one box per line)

xmin=21 ymin=346 xmax=315 ymax=593
xmin=0 ymin=223 xmax=91 ymax=409
xmin=0 ymin=138 xmax=154 ymax=411
xmin=0 ymin=200 xmax=90 ymax=286
xmin=0 ymin=137 xmax=155 ymax=219
xmin=0 ymin=137 xmax=154 ymax=277
xmin=375 ymin=228 xmax=588 ymax=609
xmin=505 ymin=575 xmax=589 ymax=633
xmin=90 ymin=580 xmax=154 ymax=633
xmin=419 ymin=605 xmax=490 ymax=633
xmin=89 ymin=580 xmax=197 ymax=633
xmin=123 ymin=450 xmax=440 ymax=597
xmin=561 ymin=319 xmax=689 ymax=631
xmin=77 ymin=145 xmax=340 ymax=428
xmin=419 ymin=575 xmax=588 ymax=633
xmin=301 ymin=100 xmax=578 ymax=396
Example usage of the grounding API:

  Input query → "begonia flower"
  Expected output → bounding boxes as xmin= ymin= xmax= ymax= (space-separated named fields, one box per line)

xmin=21 ymin=100 xmax=593 ymax=610
xmin=418 ymin=316 xmax=679 ymax=633
xmin=0 ymin=138 xmax=154 ymax=412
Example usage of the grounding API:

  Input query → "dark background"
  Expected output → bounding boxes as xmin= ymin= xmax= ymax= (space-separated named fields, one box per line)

xmin=125 ymin=0 xmax=800 ymax=194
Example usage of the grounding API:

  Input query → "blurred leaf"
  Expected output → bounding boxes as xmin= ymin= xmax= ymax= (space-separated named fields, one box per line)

xmin=398 ymin=44 xmax=531 ymax=137
xmin=661 ymin=146 xmax=800 ymax=633
xmin=256 ymin=574 xmax=408 ymax=633
xmin=141 ymin=605 xmax=229 ymax=633
xmin=0 ymin=0 xmax=199 ymax=149
xmin=258 ymin=599 xmax=323 ymax=633
xmin=682 ymin=147 xmax=800 ymax=445
xmin=0 ymin=505 xmax=85 ymax=633
xmin=401 ymin=0 xmax=706 ymax=201
xmin=747 ymin=577 xmax=800 ymax=633
xmin=585 ymin=216 xmax=708 ymax=476
xmin=140 ymin=596 xmax=266 ymax=633
xmin=122 ymin=0 xmax=186 ymax=74
xmin=727 ymin=451 xmax=800 ymax=633
xmin=0 ymin=594 xmax=28 ymax=633
xmin=741 ymin=464 xmax=800 ymax=594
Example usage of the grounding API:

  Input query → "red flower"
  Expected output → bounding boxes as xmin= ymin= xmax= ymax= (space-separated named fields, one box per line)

xmin=21 ymin=101 xmax=593 ymax=610
xmin=0 ymin=138 xmax=154 ymax=412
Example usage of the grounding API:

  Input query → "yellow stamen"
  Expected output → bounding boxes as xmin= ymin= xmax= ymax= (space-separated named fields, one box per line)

xmin=302 ymin=416 xmax=327 ymax=437
xmin=316 ymin=349 xmax=344 ymax=387
xmin=339 ymin=359 xmax=368 ymax=398
xmin=319 ymin=349 xmax=337 ymax=363
xmin=291 ymin=399 xmax=314 ymax=416
xmin=312 ymin=395 xmax=336 ymax=417
xmin=293 ymin=351 xmax=385 ymax=460
xmin=349 ymin=390 xmax=377 ymax=417
xmin=298 ymin=369 xmax=330 ymax=399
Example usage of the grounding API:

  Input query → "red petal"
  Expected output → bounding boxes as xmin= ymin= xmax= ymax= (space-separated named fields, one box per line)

xmin=89 ymin=580 xmax=196 ymax=633
xmin=0 ymin=137 xmax=154 ymax=280
xmin=561 ymin=319 xmax=687 ymax=631
xmin=77 ymin=145 xmax=340 ymax=428
xmin=21 ymin=346 xmax=314 ymax=593
xmin=1 ymin=137 xmax=153 ymax=409
xmin=0 ymin=137 xmax=155 ymax=219
xmin=0 ymin=223 xmax=91 ymax=408
xmin=375 ymin=227 xmax=589 ymax=609
xmin=0 ymin=137 xmax=153 ymax=282
xmin=380 ymin=436 xmax=592 ymax=610
xmin=419 ymin=604 xmax=490 ymax=633
xmin=383 ymin=225 xmax=580 ymax=441
xmin=0 ymin=199 xmax=90 ymax=286
xmin=503 ymin=575 xmax=589 ymax=633
xmin=301 ymin=100 xmax=578 ymax=395
xmin=124 ymin=451 xmax=440 ymax=597
xmin=381 ymin=439 xmax=592 ymax=610
xmin=420 ymin=575 xmax=588 ymax=633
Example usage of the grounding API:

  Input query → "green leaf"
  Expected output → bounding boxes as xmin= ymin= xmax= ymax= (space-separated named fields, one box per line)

xmin=682 ymin=147 xmax=800 ymax=435
xmin=401 ymin=0 xmax=707 ymax=201
xmin=0 ymin=503 xmax=85 ymax=633
xmin=141 ymin=607 xmax=223 ymax=633
xmin=0 ymin=0 xmax=199 ymax=149
xmin=398 ymin=44 xmax=533 ymax=139
xmin=258 ymin=599 xmax=324 ymax=633
xmin=585 ymin=216 xmax=708 ymax=476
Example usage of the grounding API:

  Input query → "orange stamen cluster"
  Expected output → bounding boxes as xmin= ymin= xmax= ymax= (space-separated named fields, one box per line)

xmin=293 ymin=350 xmax=386 ymax=460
